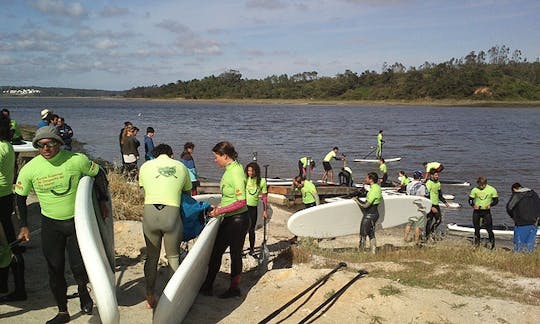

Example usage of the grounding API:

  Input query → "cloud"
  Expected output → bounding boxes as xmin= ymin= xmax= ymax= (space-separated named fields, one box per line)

xmin=30 ymin=0 xmax=88 ymax=18
xmin=100 ymin=5 xmax=130 ymax=18
xmin=0 ymin=55 xmax=16 ymax=65
xmin=156 ymin=19 xmax=223 ymax=56
xmin=246 ymin=0 xmax=289 ymax=10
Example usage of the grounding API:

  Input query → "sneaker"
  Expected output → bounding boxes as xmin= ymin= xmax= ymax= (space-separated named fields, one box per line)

xmin=218 ymin=288 xmax=241 ymax=299
xmin=46 ymin=312 xmax=71 ymax=324
xmin=78 ymin=287 xmax=93 ymax=315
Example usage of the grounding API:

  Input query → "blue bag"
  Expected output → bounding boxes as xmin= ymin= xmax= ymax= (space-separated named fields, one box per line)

xmin=180 ymin=193 xmax=212 ymax=241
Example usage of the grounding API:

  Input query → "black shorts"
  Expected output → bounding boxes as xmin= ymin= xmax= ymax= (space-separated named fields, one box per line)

xmin=323 ymin=161 xmax=332 ymax=171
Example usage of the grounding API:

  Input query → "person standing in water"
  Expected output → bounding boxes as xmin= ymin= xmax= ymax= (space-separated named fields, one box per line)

xmin=376 ymin=130 xmax=384 ymax=159
xmin=469 ymin=176 xmax=498 ymax=249
xmin=245 ymin=162 xmax=268 ymax=256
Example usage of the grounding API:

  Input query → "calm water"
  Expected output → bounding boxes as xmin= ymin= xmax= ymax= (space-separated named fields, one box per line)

xmin=2 ymin=97 xmax=539 ymax=226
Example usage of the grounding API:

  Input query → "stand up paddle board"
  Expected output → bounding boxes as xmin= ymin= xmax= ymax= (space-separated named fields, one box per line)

xmin=74 ymin=176 xmax=119 ymax=324
xmin=353 ymin=157 xmax=402 ymax=163
xmin=288 ymin=195 xmax=432 ymax=238
xmin=13 ymin=140 xmax=37 ymax=153
xmin=447 ymin=223 xmax=540 ymax=237
xmin=440 ymin=180 xmax=470 ymax=186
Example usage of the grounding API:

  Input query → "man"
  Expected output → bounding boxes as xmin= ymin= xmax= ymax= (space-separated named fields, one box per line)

xmin=0 ymin=115 xmax=26 ymax=302
xmin=1 ymin=108 xmax=23 ymax=144
xmin=422 ymin=161 xmax=444 ymax=182
xmin=425 ymin=171 xmax=449 ymax=242
xmin=321 ymin=147 xmax=344 ymax=183
xmin=338 ymin=159 xmax=353 ymax=186
xmin=404 ymin=170 xmax=427 ymax=245
xmin=38 ymin=109 xmax=54 ymax=129
xmin=139 ymin=144 xmax=191 ymax=308
xmin=298 ymin=156 xmax=315 ymax=178
xmin=376 ymin=130 xmax=384 ymax=159
xmin=15 ymin=125 xmax=106 ymax=324
xmin=378 ymin=158 xmax=389 ymax=186
xmin=290 ymin=176 xmax=319 ymax=244
xmin=354 ymin=172 xmax=382 ymax=253
xmin=469 ymin=176 xmax=498 ymax=249
xmin=506 ymin=183 xmax=540 ymax=253
xmin=56 ymin=117 xmax=74 ymax=151
xmin=143 ymin=127 xmax=155 ymax=161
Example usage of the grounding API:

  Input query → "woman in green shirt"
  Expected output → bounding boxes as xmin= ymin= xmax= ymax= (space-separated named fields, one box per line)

xmin=245 ymin=162 xmax=268 ymax=255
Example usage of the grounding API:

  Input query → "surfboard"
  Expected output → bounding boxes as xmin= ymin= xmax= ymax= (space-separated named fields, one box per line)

xmin=288 ymin=195 xmax=432 ymax=238
xmin=353 ymin=157 xmax=402 ymax=163
xmin=13 ymin=140 xmax=37 ymax=153
xmin=440 ymin=180 xmax=471 ymax=186
xmin=153 ymin=194 xmax=222 ymax=324
xmin=324 ymin=195 xmax=460 ymax=208
xmin=446 ymin=223 xmax=540 ymax=237
xmin=74 ymin=176 xmax=119 ymax=324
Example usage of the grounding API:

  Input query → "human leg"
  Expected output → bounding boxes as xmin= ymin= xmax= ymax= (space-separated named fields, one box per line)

xmin=483 ymin=212 xmax=495 ymax=249
xmin=160 ymin=206 xmax=183 ymax=271
xmin=219 ymin=213 xmax=249 ymax=298
xmin=523 ymin=225 xmax=537 ymax=253
xmin=200 ymin=221 xmax=230 ymax=294
xmin=247 ymin=206 xmax=257 ymax=253
xmin=142 ymin=205 xmax=165 ymax=299
xmin=472 ymin=210 xmax=482 ymax=246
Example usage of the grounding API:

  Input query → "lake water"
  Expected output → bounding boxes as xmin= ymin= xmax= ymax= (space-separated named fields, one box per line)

xmin=2 ymin=97 xmax=539 ymax=227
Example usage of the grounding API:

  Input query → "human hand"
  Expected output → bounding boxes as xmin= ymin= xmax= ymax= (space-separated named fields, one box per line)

xmin=18 ymin=227 xmax=30 ymax=243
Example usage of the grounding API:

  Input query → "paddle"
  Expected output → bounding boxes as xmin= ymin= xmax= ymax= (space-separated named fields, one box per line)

xmin=259 ymin=164 xmax=270 ymax=267
xmin=362 ymin=146 xmax=377 ymax=159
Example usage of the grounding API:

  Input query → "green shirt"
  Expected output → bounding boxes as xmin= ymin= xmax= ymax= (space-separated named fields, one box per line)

xmin=246 ymin=177 xmax=267 ymax=207
xmin=300 ymin=180 xmax=317 ymax=204
xmin=377 ymin=133 xmax=383 ymax=146
xmin=426 ymin=179 xmax=441 ymax=205
xmin=220 ymin=161 xmax=247 ymax=217
xmin=299 ymin=157 xmax=308 ymax=167
xmin=15 ymin=150 xmax=99 ymax=220
xmin=0 ymin=141 xmax=15 ymax=197
xmin=469 ymin=184 xmax=498 ymax=209
xmin=323 ymin=150 xmax=336 ymax=162
xmin=139 ymin=155 xmax=192 ymax=207
xmin=400 ymin=176 xmax=410 ymax=186
xmin=379 ymin=163 xmax=387 ymax=174
xmin=10 ymin=120 xmax=22 ymax=140
xmin=366 ymin=183 xmax=382 ymax=206
xmin=425 ymin=162 xmax=441 ymax=173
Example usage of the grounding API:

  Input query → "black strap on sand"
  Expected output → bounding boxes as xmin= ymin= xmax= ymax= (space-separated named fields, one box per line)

xmin=298 ymin=269 xmax=369 ymax=324
xmin=258 ymin=262 xmax=347 ymax=324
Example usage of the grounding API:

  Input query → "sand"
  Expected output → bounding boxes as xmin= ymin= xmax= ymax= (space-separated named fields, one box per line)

xmin=1 ymin=197 xmax=539 ymax=324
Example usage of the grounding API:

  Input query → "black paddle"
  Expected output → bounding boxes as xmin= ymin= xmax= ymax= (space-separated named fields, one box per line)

xmin=362 ymin=146 xmax=377 ymax=159
xmin=259 ymin=164 xmax=270 ymax=267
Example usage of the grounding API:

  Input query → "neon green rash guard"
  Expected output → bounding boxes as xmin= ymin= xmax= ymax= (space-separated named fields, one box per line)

xmin=323 ymin=150 xmax=336 ymax=162
xmin=400 ymin=176 xmax=410 ymax=186
xmin=425 ymin=162 xmax=441 ymax=173
xmin=379 ymin=163 xmax=387 ymax=174
xmin=299 ymin=157 xmax=309 ymax=167
xmin=246 ymin=177 xmax=267 ymax=207
xmin=366 ymin=183 xmax=382 ymax=206
xmin=0 ymin=141 xmax=15 ymax=197
xmin=220 ymin=161 xmax=247 ymax=217
xmin=10 ymin=120 xmax=22 ymax=140
xmin=139 ymin=155 xmax=192 ymax=207
xmin=469 ymin=185 xmax=498 ymax=209
xmin=300 ymin=180 xmax=317 ymax=204
xmin=15 ymin=150 xmax=99 ymax=220
xmin=426 ymin=179 xmax=441 ymax=205
xmin=377 ymin=133 xmax=383 ymax=146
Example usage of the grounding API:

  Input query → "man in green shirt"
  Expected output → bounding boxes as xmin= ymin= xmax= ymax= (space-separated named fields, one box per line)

xmin=298 ymin=156 xmax=315 ymax=178
xmin=293 ymin=176 xmax=319 ymax=208
xmin=376 ymin=130 xmax=384 ymax=159
xmin=15 ymin=126 xmax=106 ymax=324
xmin=425 ymin=171 xmax=449 ymax=242
xmin=322 ymin=147 xmax=344 ymax=183
xmin=354 ymin=172 xmax=382 ymax=253
xmin=469 ymin=176 xmax=498 ymax=249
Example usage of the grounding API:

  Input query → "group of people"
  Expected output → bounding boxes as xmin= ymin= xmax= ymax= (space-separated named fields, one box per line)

xmin=37 ymin=109 xmax=74 ymax=150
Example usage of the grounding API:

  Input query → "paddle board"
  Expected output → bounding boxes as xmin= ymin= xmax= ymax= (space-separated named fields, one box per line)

xmin=153 ymin=194 xmax=222 ymax=324
xmin=447 ymin=223 xmax=540 ymax=237
xmin=288 ymin=195 xmax=432 ymax=238
xmin=13 ymin=140 xmax=37 ymax=153
xmin=74 ymin=176 xmax=119 ymax=324
xmin=353 ymin=157 xmax=402 ymax=163
xmin=324 ymin=195 xmax=460 ymax=208
xmin=440 ymin=180 xmax=471 ymax=186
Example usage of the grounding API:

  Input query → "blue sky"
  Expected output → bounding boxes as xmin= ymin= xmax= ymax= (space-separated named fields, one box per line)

xmin=1 ymin=0 xmax=538 ymax=91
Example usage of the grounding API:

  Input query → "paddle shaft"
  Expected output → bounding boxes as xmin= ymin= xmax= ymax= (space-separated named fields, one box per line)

xmin=258 ymin=262 xmax=347 ymax=324
xmin=362 ymin=147 xmax=377 ymax=159
xmin=298 ymin=270 xmax=368 ymax=324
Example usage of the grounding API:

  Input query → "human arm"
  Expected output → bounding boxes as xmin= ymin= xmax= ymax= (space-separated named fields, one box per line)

xmin=15 ymin=194 xmax=30 ymax=242
xmin=209 ymin=200 xmax=247 ymax=217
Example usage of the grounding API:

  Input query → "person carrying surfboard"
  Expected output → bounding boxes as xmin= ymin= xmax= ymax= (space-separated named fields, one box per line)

xmin=425 ymin=170 xmax=449 ymax=242
xmin=321 ymin=147 xmax=344 ymax=183
xmin=376 ymin=130 xmax=384 ymax=159
xmin=14 ymin=125 xmax=107 ymax=324
xmin=354 ymin=172 xmax=382 ymax=254
xmin=469 ymin=176 xmax=499 ymax=249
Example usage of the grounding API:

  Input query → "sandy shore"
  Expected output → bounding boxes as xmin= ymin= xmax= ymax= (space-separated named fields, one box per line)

xmin=1 ymin=197 xmax=539 ymax=324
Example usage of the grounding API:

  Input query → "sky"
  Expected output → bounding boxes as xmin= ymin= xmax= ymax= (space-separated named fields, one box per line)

xmin=0 ymin=0 xmax=538 ymax=91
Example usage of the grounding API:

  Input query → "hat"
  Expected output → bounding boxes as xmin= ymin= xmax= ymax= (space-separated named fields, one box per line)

xmin=413 ymin=170 xmax=423 ymax=179
xmin=41 ymin=109 xmax=52 ymax=119
xmin=32 ymin=125 xmax=64 ymax=148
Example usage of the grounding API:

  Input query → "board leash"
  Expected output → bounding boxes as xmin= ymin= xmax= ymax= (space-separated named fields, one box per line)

xmin=298 ymin=269 xmax=369 ymax=324
xmin=258 ymin=262 xmax=347 ymax=324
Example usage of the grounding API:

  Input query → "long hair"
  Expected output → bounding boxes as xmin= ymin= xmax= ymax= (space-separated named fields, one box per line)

xmin=245 ymin=162 xmax=261 ymax=186
xmin=212 ymin=141 xmax=238 ymax=160
xmin=0 ymin=115 xmax=12 ymax=142
xmin=120 ymin=125 xmax=133 ymax=145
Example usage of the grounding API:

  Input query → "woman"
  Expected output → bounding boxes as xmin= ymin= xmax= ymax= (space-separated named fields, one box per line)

xmin=180 ymin=142 xmax=199 ymax=195
xmin=200 ymin=141 xmax=249 ymax=298
xmin=245 ymin=162 xmax=268 ymax=255
xmin=120 ymin=125 xmax=139 ymax=181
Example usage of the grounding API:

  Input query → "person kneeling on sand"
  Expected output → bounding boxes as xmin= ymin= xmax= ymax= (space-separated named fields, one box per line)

xmin=353 ymin=172 xmax=382 ymax=254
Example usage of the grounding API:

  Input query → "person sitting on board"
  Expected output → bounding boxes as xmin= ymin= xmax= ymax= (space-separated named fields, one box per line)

xmin=353 ymin=172 xmax=382 ymax=254
xmin=180 ymin=142 xmax=199 ymax=196
xmin=422 ymin=161 xmax=444 ymax=182
xmin=424 ymin=170 xmax=449 ymax=242
xmin=404 ymin=170 xmax=427 ymax=245
xmin=376 ymin=129 xmax=384 ymax=159
xmin=321 ymin=147 xmax=344 ymax=183
xmin=139 ymin=143 xmax=192 ymax=308
xmin=15 ymin=125 xmax=109 ymax=324
xmin=395 ymin=170 xmax=410 ymax=193
xmin=338 ymin=159 xmax=353 ymax=187
xmin=245 ymin=161 xmax=268 ymax=256
xmin=378 ymin=158 xmax=391 ymax=187
xmin=469 ymin=176 xmax=499 ymax=249
xmin=506 ymin=182 xmax=540 ymax=253
xmin=298 ymin=156 xmax=315 ymax=178
xmin=200 ymin=141 xmax=249 ymax=299
xmin=0 ymin=115 xmax=26 ymax=302
xmin=143 ymin=126 xmax=155 ymax=161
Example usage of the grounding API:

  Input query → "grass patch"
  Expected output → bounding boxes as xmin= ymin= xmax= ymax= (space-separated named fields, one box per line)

xmin=379 ymin=284 xmax=401 ymax=296
xmin=108 ymin=170 xmax=144 ymax=221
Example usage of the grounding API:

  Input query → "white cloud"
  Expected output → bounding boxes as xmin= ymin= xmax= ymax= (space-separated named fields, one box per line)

xmin=94 ymin=39 xmax=118 ymax=50
xmin=246 ymin=0 xmax=289 ymax=10
xmin=30 ymin=0 xmax=88 ymax=18
xmin=0 ymin=55 xmax=16 ymax=65
xmin=100 ymin=5 xmax=130 ymax=18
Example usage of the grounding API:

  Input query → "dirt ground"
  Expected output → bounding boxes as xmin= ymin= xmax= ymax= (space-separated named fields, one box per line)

xmin=1 ymin=199 xmax=539 ymax=324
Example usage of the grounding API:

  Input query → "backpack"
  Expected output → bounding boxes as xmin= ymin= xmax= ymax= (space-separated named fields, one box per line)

xmin=180 ymin=193 xmax=212 ymax=241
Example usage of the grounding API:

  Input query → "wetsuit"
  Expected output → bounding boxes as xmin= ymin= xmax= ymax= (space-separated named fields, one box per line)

xmin=425 ymin=179 xmax=447 ymax=240
xmin=358 ymin=183 xmax=382 ymax=242
xmin=139 ymin=154 xmax=191 ymax=295
xmin=202 ymin=160 xmax=248 ymax=293
xmin=338 ymin=166 xmax=353 ymax=186
xmin=15 ymin=150 xmax=99 ymax=313
xmin=246 ymin=177 xmax=267 ymax=253
xmin=376 ymin=132 xmax=384 ymax=158
xmin=469 ymin=184 xmax=498 ymax=247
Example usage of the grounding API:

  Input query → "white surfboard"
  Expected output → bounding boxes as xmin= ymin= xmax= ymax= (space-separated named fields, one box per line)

xmin=288 ymin=195 xmax=432 ymax=238
xmin=74 ymin=176 xmax=119 ymax=324
xmin=153 ymin=194 xmax=222 ymax=324
xmin=447 ymin=223 xmax=540 ymax=237
xmin=440 ymin=180 xmax=471 ymax=186
xmin=13 ymin=140 xmax=37 ymax=153
xmin=353 ymin=157 xmax=402 ymax=163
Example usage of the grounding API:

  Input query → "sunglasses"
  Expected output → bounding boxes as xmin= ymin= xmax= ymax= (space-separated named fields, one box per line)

xmin=36 ymin=141 xmax=58 ymax=148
